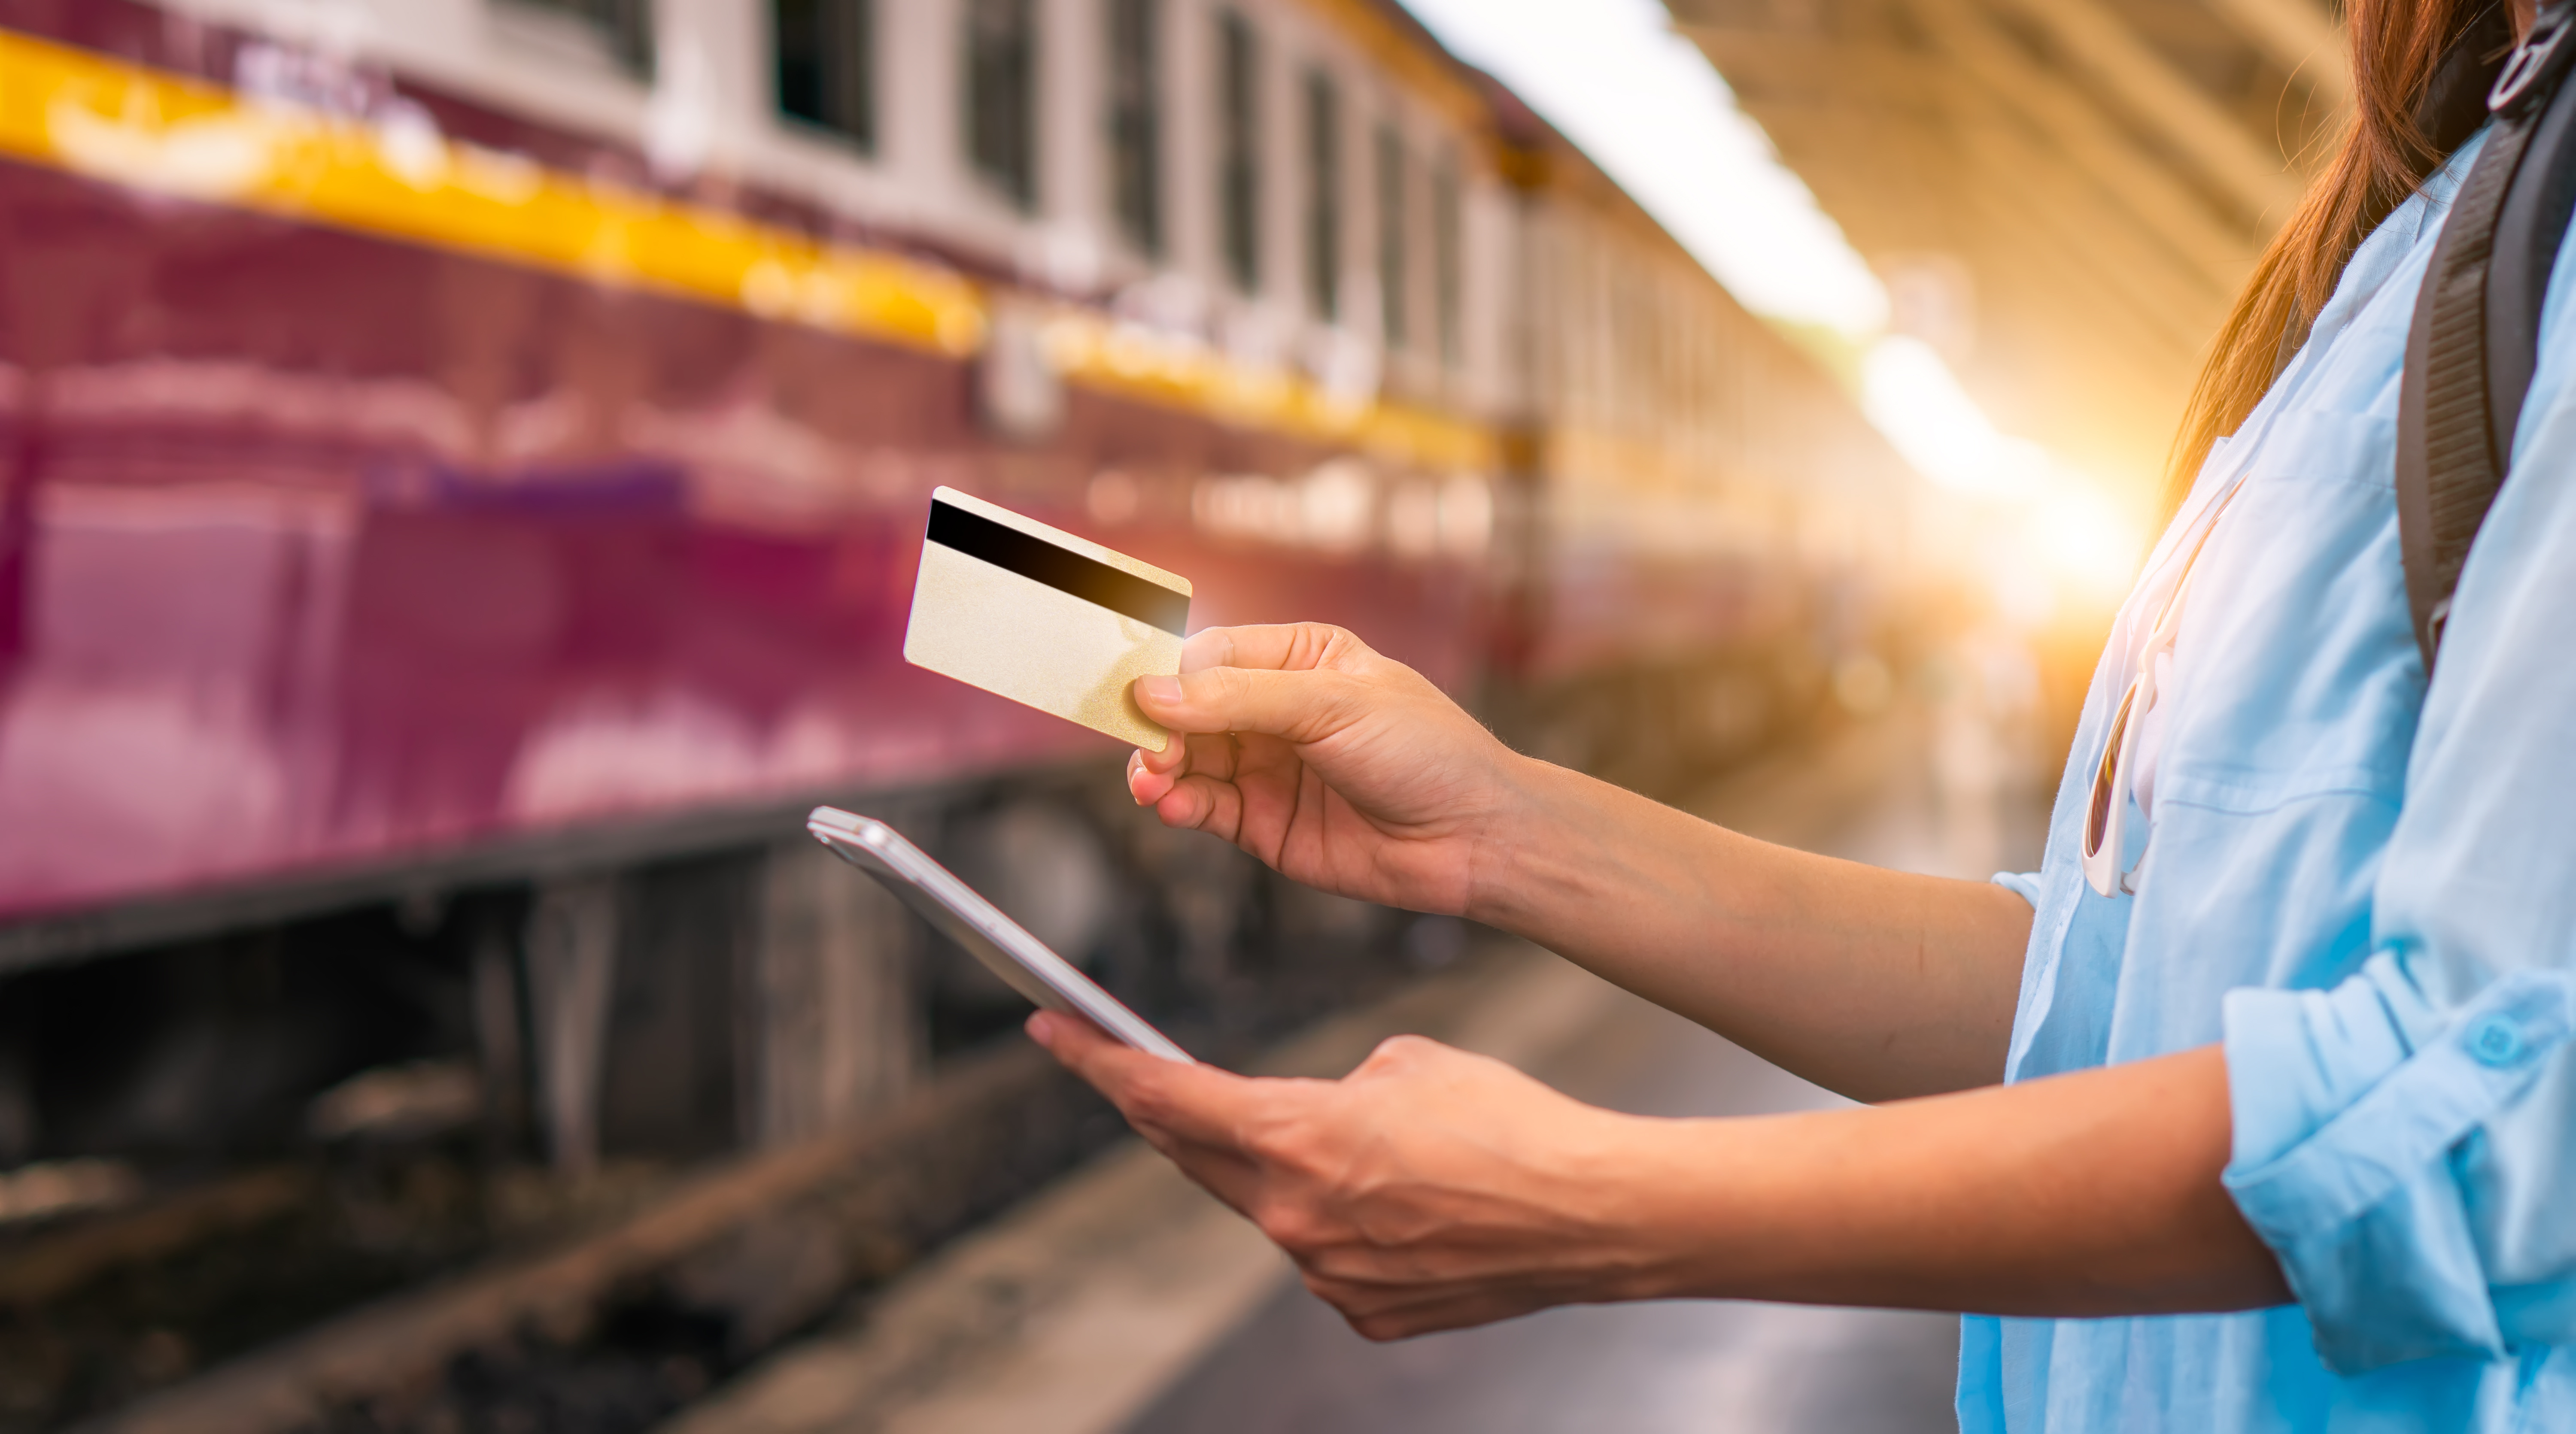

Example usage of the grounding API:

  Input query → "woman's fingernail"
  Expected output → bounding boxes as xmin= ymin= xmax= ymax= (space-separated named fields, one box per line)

xmin=1137 ymin=675 xmax=1182 ymax=706
xmin=1026 ymin=1012 xmax=1057 ymax=1046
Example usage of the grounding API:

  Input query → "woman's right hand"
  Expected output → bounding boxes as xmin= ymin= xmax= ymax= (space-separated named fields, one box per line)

xmin=1127 ymin=623 xmax=1531 ymax=917
xmin=1126 ymin=623 xmax=2037 ymax=1104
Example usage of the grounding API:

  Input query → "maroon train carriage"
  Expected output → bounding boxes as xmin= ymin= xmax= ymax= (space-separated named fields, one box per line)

xmin=0 ymin=6 xmax=1916 ymax=1419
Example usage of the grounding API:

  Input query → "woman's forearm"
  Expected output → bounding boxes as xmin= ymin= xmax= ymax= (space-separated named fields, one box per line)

xmin=1615 ymin=1045 xmax=2287 ymax=1315
xmin=1471 ymin=755 xmax=2033 ymax=1101
xmin=1032 ymin=1015 xmax=2287 ymax=1338
xmin=1119 ymin=624 xmax=2029 ymax=1100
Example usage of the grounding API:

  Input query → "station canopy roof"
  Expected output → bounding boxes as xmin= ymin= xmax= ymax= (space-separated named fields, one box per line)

xmin=1662 ymin=0 xmax=2349 ymax=500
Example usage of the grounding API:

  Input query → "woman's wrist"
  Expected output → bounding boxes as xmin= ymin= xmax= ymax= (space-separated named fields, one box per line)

xmin=1571 ymin=1110 xmax=1902 ymax=1308
xmin=1461 ymin=753 xmax=1719 ymax=950
xmin=1460 ymin=752 xmax=1594 ymax=932
xmin=1538 ymin=1108 xmax=1768 ymax=1305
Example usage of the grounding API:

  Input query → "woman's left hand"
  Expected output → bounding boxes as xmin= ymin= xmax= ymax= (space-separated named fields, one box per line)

xmin=1027 ymin=1010 xmax=1672 ymax=1340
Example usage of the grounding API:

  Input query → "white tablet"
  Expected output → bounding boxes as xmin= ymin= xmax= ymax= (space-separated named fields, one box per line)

xmin=806 ymin=806 xmax=1195 ymax=1063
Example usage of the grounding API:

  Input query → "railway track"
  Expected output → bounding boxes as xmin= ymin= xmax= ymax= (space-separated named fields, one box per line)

xmin=0 ymin=1035 xmax=1107 ymax=1434
xmin=74 ymin=1037 xmax=1117 ymax=1434
xmin=11 ymin=945 xmax=1500 ymax=1434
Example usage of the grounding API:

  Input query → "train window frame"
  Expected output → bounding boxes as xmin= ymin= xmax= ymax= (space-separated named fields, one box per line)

xmin=1106 ymin=0 xmax=1163 ymax=259
xmin=1375 ymin=119 xmax=1406 ymax=351
xmin=491 ymin=0 xmax=654 ymax=81
xmin=775 ymin=0 xmax=878 ymax=155
xmin=965 ymin=0 xmax=1040 ymax=214
xmin=1433 ymin=151 xmax=1462 ymax=370
xmin=1303 ymin=66 xmax=1341 ymax=323
xmin=1216 ymin=9 xmax=1262 ymax=296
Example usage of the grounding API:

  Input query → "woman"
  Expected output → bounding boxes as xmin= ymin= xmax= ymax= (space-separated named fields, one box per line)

xmin=1030 ymin=0 xmax=2576 ymax=1425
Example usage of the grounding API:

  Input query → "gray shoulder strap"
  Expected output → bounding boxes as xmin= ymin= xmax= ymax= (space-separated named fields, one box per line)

xmin=2397 ymin=4 xmax=2576 ymax=667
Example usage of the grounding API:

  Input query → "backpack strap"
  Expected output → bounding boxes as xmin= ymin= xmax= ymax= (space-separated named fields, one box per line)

xmin=2397 ymin=2 xmax=2576 ymax=668
xmin=2485 ymin=23 xmax=2576 ymax=464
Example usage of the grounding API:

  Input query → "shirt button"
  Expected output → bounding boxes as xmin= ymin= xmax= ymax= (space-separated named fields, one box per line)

xmin=2468 ymin=1015 xmax=2526 ymax=1068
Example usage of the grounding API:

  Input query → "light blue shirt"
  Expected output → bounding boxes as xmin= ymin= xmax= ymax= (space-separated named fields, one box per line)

xmin=1965 ymin=133 xmax=2576 ymax=1431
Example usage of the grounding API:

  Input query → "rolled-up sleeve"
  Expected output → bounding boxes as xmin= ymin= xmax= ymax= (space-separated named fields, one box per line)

xmin=1992 ymin=870 xmax=2042 ymax=908
xmin=2221 ymin=959 xmax=2572 ymax=1370
xmin=2216 ymin=297 xmax=2576 ymax=1374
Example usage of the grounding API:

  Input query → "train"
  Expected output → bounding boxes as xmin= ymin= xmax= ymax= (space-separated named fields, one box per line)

xmin=0 ymin=0 xmax=1921 ymax=1401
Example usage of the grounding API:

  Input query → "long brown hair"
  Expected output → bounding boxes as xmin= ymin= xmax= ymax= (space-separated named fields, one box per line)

xmin=2163 ymin=0 xmax=2511 ymax=514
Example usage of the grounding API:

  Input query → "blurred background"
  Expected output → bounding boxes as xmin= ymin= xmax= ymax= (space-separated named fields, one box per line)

xmin=0 ymin=0 xmax=2336 ymax=1429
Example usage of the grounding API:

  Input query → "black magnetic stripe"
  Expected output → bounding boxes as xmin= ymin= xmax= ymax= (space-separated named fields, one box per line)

xmin=926 ymin=500 xmax=1189 ymax=636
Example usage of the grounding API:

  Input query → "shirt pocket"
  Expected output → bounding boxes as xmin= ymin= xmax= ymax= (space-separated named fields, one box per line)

xmin=2153 ymin=408 xmax=2416 ymax=816
xmin=2243 ymin=408 xmax=2397 ymax=492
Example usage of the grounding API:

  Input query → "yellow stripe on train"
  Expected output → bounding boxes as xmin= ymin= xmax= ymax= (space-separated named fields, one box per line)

xmin=0 ymin=27 xmax=1493 ymax=474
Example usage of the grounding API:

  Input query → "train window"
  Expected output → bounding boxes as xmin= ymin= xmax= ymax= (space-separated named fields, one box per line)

xmin=1216 ymin=11 xmax=1261 ymax=294
xmin=1433 ymin=153 xmax=1461 ymax=369
xmin=775 ymin=0 xmax=875 ymax=153
xmin=1106 ymin=0 xmax=1162 ymax=257
xmin=966 ymin=0 xmax=1039 ymax=212
xmin=1304 ymin=68 xmax=1340 ymax=321
xmin=1376 ymin=122 xmax=1406 ymax=350
xmin=499 ymin=0 xmax=653 ymax=78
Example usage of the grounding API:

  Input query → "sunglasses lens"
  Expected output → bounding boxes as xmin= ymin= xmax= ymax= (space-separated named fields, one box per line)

xmin=2086 ymin=685 xmax=2138 ymax=858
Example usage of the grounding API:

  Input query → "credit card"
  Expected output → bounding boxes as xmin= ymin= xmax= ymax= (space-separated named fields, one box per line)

xmin=902 ymin=487 xmax=1192 ymax=752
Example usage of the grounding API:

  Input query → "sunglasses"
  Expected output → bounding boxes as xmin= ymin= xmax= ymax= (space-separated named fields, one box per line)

xmin=2081 ymin=482 xmax=2242 ymax=898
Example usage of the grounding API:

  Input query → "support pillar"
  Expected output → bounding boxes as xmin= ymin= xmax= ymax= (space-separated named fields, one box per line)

xmin=747 ymin=839 xmax=920 ymax=1148
xmin=468 ymin=907 xmax=529 ymax=1159
xmin=525 ymin=875 xmax=620 ymax=1176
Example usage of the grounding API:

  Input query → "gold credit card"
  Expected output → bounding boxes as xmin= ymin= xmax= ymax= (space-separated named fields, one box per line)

xmin=902 ymin=487 xmax=1192 ymax=751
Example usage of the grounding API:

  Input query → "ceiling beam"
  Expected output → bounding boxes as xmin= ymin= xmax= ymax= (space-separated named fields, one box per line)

xmin=1742 ymin=97 xmax=2214 ymax=397
xmin=1899 ymin=0 xmax=2264 ymax=290
xmin=1677 ymin=27 xmax=1951 ymax=114
xmin=1687 ymin=15 xmax=2255 ymax=297
xmin=1978 ymin=0 xmax=2309 ymax=226
xmin=1944 ymin=123 xmax=2224 ymax=360
xmin=2205 ymin=0 xmax=2354 ymax=111
xmin=1664 ymin=0 xmax=2237 ymax=488
xmin=1767 ymin=79 xmax=2222 ymax=386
